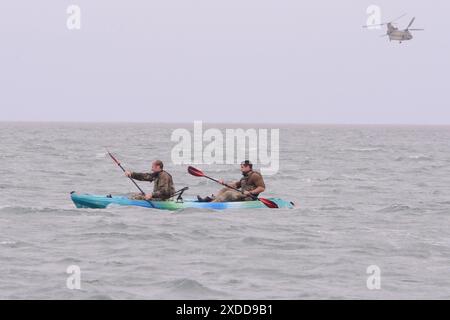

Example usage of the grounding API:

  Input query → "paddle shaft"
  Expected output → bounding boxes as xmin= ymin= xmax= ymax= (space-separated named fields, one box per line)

xmin=107 ymin=151 xmax=146 ymax=195
xmin=203 ymin=175 xmax=257 ymax=200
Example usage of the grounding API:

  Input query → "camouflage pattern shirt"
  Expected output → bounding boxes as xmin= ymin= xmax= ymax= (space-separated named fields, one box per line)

xmin=235 ymin=170 xmax=266 ymax=195
xmin=130 ymin=170 xmax=175 ymax=200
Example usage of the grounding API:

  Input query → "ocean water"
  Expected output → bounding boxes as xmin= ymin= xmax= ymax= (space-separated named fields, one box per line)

xmin=1 ymin=122 xmax=450 ymax=299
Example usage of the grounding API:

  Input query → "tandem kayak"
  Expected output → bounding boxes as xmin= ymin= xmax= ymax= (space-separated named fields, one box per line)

xmin=70 ymin=192 xmax=295 ymax=211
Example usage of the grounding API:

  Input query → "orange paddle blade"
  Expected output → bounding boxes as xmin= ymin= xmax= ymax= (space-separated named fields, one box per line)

xmin=187 ymin=166 xmax=205 ymax=177
xmin=258 ymin=197 xmax=279 ymax=209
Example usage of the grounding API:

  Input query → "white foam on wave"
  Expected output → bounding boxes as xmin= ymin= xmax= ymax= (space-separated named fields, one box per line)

xmin=344 ymin=147 xmax=383 ymax=152
xmin=408 ymin=154 xmax=433 ymax=160
xmin=0 ymin=240 xmax=17 ymax=246
xmin=158 ymin=278 xmax=229 ymax=298
xmin=395 ymin=154 xmax=433 ymax=161
xmin=95 ymin=152 xmax=107 ymax=159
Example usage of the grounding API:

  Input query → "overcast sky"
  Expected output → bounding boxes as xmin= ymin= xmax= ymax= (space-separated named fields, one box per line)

xmin=0 ymin=1 xmax=448 ymax=124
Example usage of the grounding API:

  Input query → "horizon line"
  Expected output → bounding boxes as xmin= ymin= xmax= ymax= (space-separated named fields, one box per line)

xmin=1 ymin=120 xmax=450 ymax=127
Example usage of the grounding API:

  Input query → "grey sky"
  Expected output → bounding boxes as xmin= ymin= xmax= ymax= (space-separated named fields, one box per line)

xmin=0 ymin=1 xmax=448 ymax=124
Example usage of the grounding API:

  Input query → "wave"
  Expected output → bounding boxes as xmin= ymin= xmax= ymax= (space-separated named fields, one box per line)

xmin=319 ymin=206 xmax=355 ymax=211
xmin=0 ymin=205 xmax=117 ymax=217
xmin=171 ymin=207 xmax=217 ymax=214
xmin=395 ymin=154 xmax=433 ymax=162
xmin=79 ymin=232 xmax=157 ymax=241
xmin=340 ymin=174 xmax=369 ymax=181
xmin=270 ymin=174 xmax=298 ymax=181
xmin=377 ymin=204 xmax=415 ymax=213
xmin=95 ymin=152 xmax=107 ymax=159
xmin=241 ymin=236 xmax=275 ymax=245
xmin=85 ymin=294 xmax=113 ymax=300
xmin=157 ymin=278 xmax=229 ymax=298
xmin=229 ymin=266 xmax=295 ymax=279
xmin=0 ymin=240 xmax=31 ymax=248
xmin=343 ymin=147 xmax=383 ymax=152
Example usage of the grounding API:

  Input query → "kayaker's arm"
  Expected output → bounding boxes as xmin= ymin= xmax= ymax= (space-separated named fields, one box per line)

xmin=244 ymin=186 xmax=265 ymax=196
xmin=218 ymin=179 xmax=239 ymax=188
xmin=128 ymin=172 xmax=156 ymax=182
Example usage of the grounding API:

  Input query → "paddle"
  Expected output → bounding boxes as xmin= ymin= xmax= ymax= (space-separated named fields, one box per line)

xmin=106 ymin=150 xmax=146 ymax=196
xmin=187 ymin=166 xmax=278 ymax=208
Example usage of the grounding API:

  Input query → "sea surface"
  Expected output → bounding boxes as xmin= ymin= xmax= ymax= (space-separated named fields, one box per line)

xmin=1 ymin=122 xmax=450 ymax=299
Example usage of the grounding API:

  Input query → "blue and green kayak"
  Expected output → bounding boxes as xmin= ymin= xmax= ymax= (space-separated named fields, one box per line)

xmin=70 ymin=192 xmax=295 ymax=211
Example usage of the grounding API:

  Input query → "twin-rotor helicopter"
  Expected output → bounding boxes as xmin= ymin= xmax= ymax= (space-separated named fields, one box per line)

xmin=363 ymin=14 xmax=424 ymax=43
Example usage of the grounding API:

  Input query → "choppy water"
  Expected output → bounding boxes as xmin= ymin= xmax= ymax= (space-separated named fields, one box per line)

xmin=1 ymin=122 xmax=450 ymax=299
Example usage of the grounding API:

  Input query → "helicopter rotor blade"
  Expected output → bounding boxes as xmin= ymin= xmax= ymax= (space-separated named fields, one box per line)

xmin=391 ymin=13 xmax=407 ymax=23
xmin=362 ymin=13 xmax=405 ymax=29
xmin=362 ymin=22 xmax=386 ymax=28
xmin=362 ymin=22 xmax=399 ymax=28
xmin=406 ymin=17 xmax=416 ymax=30
xmin=408 ymin=28 xmax=424 ymax=31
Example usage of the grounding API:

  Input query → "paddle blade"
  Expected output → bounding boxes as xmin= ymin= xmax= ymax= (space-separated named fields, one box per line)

xmin=187 ymin=166 xmax=205 ymax=177
xmin=107 ymin=150 xmax=120 ymax=165
xmin=258 ymin=197 xmax=279 ymax=209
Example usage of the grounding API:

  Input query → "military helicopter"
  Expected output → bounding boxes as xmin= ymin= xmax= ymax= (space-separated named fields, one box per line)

xmin=363 ymin=14 xmax=424 ymax=43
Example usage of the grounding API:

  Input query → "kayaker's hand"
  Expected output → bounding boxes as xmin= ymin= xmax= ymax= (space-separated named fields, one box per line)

xmin=229 ymin=181 xmax=238 ymax=188
xmin=144 ymin=193 xmax=153 ymax=200
xmin=243 ymin=190 xmax=251 ymax=196
xmin=125 ymin=171 xmax=132 ymax=178
xmin=219 ymin=179 xmax=225 ymax=185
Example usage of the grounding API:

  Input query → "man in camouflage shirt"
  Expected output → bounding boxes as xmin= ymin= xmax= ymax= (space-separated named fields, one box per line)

xmin=125 ymin=160 xmax=175 ymax=201
xmin=198 ymin=160 xmax=266 ymax=202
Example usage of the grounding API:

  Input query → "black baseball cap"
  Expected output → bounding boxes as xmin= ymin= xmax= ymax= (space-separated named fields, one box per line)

xmin=240 ymin=160 xmax=253 ymax=166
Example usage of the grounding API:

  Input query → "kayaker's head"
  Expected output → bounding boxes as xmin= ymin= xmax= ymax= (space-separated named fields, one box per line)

xmin=240 ymin=160 xmax=253 ymax=175
xmin=152 ymin=160 xmax=164 ymax=173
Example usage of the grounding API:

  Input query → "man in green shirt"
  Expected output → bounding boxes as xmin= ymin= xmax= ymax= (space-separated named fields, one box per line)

xmin=125 ymin=160 xmax=175 ymax=200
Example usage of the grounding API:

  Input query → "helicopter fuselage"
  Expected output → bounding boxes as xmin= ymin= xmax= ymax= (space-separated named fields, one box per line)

xmin=386 ymin=22 xmax=413 ymax=42
xmin=388 ymin=30 xmax=413 ymax=42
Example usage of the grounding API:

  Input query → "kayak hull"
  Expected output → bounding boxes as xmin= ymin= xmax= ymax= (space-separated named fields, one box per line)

xmin=70 ymin=192 xmax=295 ymax=210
